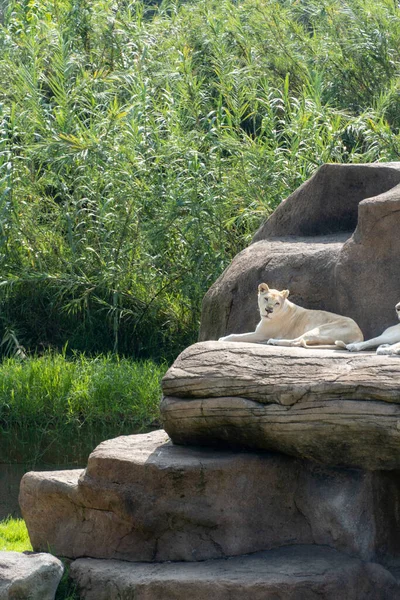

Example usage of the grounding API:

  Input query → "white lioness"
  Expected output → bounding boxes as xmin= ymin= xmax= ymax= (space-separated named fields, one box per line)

xmin=219 ymin=283 xmax=363 ymax=348
xmin=344 ymin=302 xmax=400 ymax=355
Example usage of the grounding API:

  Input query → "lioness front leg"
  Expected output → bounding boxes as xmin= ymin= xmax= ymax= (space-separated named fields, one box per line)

xmin=267 ymin=337 xmax=325 ymax=348
xmin=219 ymin=332 xmax=266 ymax=343
xmin=267 ymin=338 xmax=298 ymax=347
xmin=376 ymin=342 xmax=400 ymax=355
xmin=268 ymin=326 xmax=336 ymax=348
xmin=346 ymin=335 xmax=395 ymax=352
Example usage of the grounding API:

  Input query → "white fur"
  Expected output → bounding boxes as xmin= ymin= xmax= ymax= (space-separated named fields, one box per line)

xmin=219 ymin=283 xmax=363 ymax=348
xmin=345 ymin=303 xmax=400 ymax=355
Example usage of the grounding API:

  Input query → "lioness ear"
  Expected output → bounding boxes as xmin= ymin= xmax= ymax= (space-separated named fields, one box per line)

xmin=280 ymin=289 xmax=290 ymax=299
xmin=258 ymin=283 xmax=269 ymax=293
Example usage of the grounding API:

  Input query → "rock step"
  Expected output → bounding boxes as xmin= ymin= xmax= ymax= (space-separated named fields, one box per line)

xmin=19 ymin=431 xmax=400 ymax=565
xmin=161 ymin=341 xmax=400 ymax=470
xmin=70 ymin=545 xmax=399 ymax=600
xmin=21 ymin=432 xmax=312 ymax=563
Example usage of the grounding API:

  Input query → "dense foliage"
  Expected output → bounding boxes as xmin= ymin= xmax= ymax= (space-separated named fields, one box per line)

xmin=1 ymin=0 xmax=400 ymax=359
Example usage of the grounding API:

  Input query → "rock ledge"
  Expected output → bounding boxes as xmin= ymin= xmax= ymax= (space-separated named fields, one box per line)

xmin=70 ymin=545 xmax=399 ymax=600
xmin=161 ymin=342 xmax=400 ymax=469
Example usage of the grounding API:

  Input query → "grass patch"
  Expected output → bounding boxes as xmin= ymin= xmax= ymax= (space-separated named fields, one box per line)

xmin=0 ymin=352 xmax=167 ymax=466
xmin=0 ymin=517 xmax=32 ymax=552
xmin=56 ymin=565 xmax=80 ymax=600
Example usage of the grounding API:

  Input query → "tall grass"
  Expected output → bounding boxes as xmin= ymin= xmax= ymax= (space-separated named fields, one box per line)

xmin=0 ymin=0 xmax=400 ymax=358
xmin=0 ymin=352 xmax=166 ymax=465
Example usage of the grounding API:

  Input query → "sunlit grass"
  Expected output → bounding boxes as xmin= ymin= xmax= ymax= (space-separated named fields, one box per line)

xmin=0 ymin=517 xmax=32 ymax=552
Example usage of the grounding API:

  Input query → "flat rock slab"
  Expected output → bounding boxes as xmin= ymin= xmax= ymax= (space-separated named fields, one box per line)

xmin=161 ymin=341 xmax=400 ymax=469
xmin=70 ymin=545 xmax=399 ymax=600
xmin=0 ymin=551 xmax=63 ymax=600
xmin=19 ymin=431 xmax=400 ymax=565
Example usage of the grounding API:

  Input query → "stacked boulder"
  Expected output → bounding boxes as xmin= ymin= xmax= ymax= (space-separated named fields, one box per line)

xmin=20 ymin=163 xmax=400 ymax=598
xmin=0 ymin=551 xmax=63 ymax=600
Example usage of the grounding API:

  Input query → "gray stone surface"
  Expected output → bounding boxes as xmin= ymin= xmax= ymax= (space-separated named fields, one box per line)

xmin=19 ymin=430 xmax=400 ymax=565
xmin=200 ymin=162 xmax=400 ymax=342
xmin=0 ymin=551 xmax=63 ymax=600
xmin=69 ymin=545 xmax=399 ymax=600
xmin=161 ymin=341 xmax=400 ymax=470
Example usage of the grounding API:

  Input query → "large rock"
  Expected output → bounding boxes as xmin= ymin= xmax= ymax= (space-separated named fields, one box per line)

xmin=0 ymin=551 xmax=63 ymax=600
xmin=69 ymin=545 xmax=399 ymax=600
xmin=20 ymin=430 xmax=310 ymax=562
xmin=253 ymin=163 xmax=400 ymax=239
xmin=19 ymin=430 xmax=400 ymax=565
xmin=200 ymin=163 xmax=400 ymax=341
xmin=161 ymin=342 xmax=400 ymax=470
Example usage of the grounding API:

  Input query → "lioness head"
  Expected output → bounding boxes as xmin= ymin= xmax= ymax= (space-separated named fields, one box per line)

xmin=258 ymin=283 xmax=289 ymax=320
xmin=396 ymin=302 xmax=400 ymax=320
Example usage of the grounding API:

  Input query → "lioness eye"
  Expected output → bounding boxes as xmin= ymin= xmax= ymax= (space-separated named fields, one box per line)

xmin=275 ymin=302 xmax=279 ymax=306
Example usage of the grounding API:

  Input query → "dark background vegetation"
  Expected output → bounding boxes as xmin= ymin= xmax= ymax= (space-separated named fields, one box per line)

xmin=1 ymin=0 xmax=400 ymax=362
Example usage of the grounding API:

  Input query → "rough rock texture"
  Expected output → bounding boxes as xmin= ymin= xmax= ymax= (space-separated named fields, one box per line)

xmin=19 ymin=430 xmax=400 ymax=565
xmin=161 ymin=342 xmax=400 ymax=470
xmin=200 ymin=162 xmax=400 ymax=341
xmin=70 ymin=545 xmax=399 ymax=600
xmin=0 ymin=462 xmax=80 ymax=520
xmin=20 ymin=430 xmax=311 ymax=562
xmin=254 ymin=163 xmax=400 ymax=239
xmin=0 ymin=551 xmax=63 ymax=600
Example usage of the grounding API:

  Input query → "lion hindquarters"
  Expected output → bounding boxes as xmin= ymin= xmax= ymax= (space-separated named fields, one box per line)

xmin=279 ymin=321 xmax=362 ymax=348
xmin=306 ymin=320 xmax=362 ymax=346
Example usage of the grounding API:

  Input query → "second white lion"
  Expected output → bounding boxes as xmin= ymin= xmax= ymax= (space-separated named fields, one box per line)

xmin=345 ymin=302 xmax=400 ymax=355
xmin=219 ymin=283 xmax=363 ymax=348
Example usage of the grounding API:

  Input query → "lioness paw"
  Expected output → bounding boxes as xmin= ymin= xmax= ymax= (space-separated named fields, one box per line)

xmin=267 ymin=338 xmax=278 ymax=345
xmin=377 ymin=344 xmax=400 ymax=356
xmin=346 ymin=343 xmax=363 ymax=352
xmin=377 ymin=346 xmax=390 ymax=355
xmin=334 ymin=340 xmax=346 ymax=349
xmin=376 ymin=344 xmax=390 ymax=355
